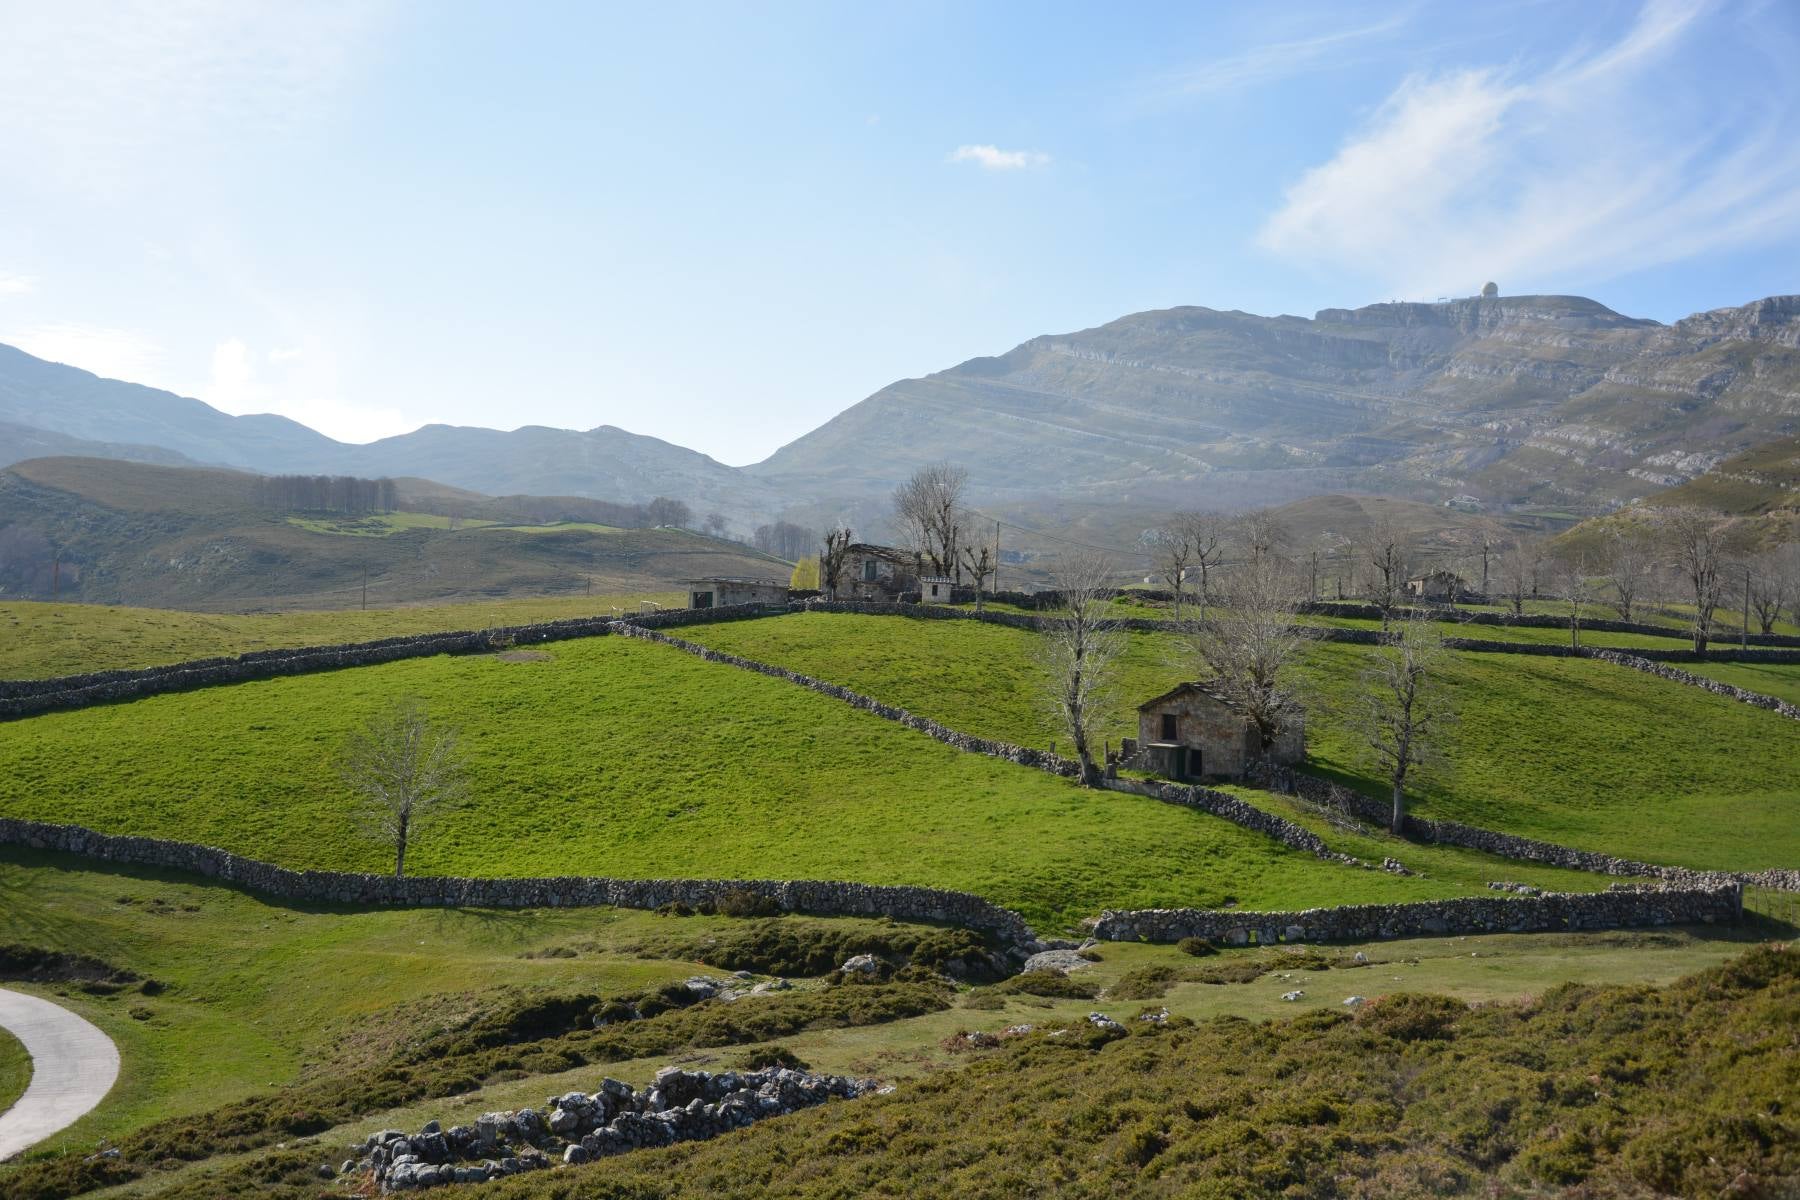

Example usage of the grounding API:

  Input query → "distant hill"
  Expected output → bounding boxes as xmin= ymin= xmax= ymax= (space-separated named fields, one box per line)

xmin=0 ymin=457 xmax=788 ymax=610
xmin=4 ymin=292 xmax=1796 ymax=537
xmin=752 ymin=294 xmax=1800 ymax=521
xmin=1644 ymin=433 xmax=1800 ymax=515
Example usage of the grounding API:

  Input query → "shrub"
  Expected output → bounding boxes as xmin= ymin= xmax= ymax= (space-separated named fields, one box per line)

xmin=1176 ymin=937 xmax=1216 ymax=957
xmin=995 ymin=970 xmax=1098 ymax=1000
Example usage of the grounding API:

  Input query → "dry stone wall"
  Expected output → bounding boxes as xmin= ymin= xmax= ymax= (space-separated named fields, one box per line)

xmin=1581 ymin=649 xmax=1800 ymax=721
xmin=0 ymin=817 xmax=1039 ymax=950
xmin=1094 ymin=882 xmax=1744 ymax=945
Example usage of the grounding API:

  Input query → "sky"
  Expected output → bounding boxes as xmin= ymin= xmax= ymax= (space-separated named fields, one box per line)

xmin=0 ymin=0 xmax=1796 ymax=465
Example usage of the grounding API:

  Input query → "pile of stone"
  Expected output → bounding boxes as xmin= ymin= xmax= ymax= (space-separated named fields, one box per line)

xmin=358 ymin=1066 xmax=881 ymax=1191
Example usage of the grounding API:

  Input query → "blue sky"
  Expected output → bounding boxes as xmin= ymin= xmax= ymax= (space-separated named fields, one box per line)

xmin=1 ymin=0 xmax=1796 ymax=465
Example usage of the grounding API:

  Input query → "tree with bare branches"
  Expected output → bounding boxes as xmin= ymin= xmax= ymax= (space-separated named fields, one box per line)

xmin=819 ymin=526 xmax=853 ymax=599
xmin=1363 ymin=517 xmax=1408 ymax=630
xmin=1602 ymin=520 xmax=1653 ymax=622
xmin=1236 ymin=508 xmax=1289 ymax=567
xmin=1656 ymin=507 xmax=1731 ymax=655
xmin=960 ymin=542 xmax=996 ymax=612
xmin=891 ymin=464 xmax=969 ymax=581
xmin=1747 ymin=544 xmax=1795 ymax=635
xmin=340 ymin=700 xmax=469 ymax=877
xmin=1355 ymin=617 xmax=1456 ymax=834
xmin=1498 ymin=537 xmax=1542 ymax=617
xmin=1555 ymin=551 xmax=1595 ymax=648
xmin=1190 ymin=552 xmax=1305 ymax=765
xmin=1039 ymin=551 xmax=1123 ymax=786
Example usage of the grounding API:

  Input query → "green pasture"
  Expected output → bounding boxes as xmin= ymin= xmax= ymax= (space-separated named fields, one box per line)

xmin=0 ymin=1021 xmax=28 ymax=1119
xmin=284 ymin=512 xmax=499 ymax=537
xmin=1678 ymin=660 xmax=1800 ymax=707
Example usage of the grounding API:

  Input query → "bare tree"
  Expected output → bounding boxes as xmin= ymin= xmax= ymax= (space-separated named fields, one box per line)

xmin=1555 ymin=551 xmax=1595 ymax=648
xmin=819 ymin=526 xmax=853 ymax=599
xmin=1236 ymin=508 xmax=1289 ymax=567
xmin=1150 ymin=521 xmax=1196 ymax=623
xmin=1355 ymin=617 xmax=1456 ymax=834
xmin=1191 ymin=552 xmax=1305 ymax=765
xmin=1498 ymin=537 xmax=1542 ymax=617
xmin=340 ymin=700 xmax=469 ymax=877
xmin=1602 ymin=520 xmax=1652 ymax=622
xmin=891 ymin=464 xmax=969 ymax=580
xmin=1039 ymin=551 xmax=1123 ymax=786
xmin=1656 ymin=507 xmax=1731 ymax=655
xmin=1364 ymin=517 xmax=1409 ymax=630
xmin=960 ymin=542 xmax=996 ymax=612
xmin=703 ymin=512 xmax=728 ymax=538
xmin=1188 ymin=513 xmax=1227 ymax=623
xmin=1747 ymin=545 xmax=1795 ymax=635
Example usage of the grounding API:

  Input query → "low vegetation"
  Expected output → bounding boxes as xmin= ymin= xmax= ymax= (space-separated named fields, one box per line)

xmin=0 ymin=1024 xmax=28 ymax=1120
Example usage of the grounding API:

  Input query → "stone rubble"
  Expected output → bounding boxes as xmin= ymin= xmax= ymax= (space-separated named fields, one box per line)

xmin=359 ymin=1067 xmax=880 ymax=1192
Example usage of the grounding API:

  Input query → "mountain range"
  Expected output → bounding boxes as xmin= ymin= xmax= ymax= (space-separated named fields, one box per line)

xmin=4 ymin=291 xmax=1797 ymax=538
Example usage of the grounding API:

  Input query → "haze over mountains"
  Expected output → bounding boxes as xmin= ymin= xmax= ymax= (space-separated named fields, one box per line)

xmin=3 ymin=291 xmax=1797 ymax=535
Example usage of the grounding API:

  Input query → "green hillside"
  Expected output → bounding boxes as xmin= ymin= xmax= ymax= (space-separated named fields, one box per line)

xmin=0 ymin=456 xmax=787 ymax=611
xmin=680 ymin=613 xmax=1800 ymax=871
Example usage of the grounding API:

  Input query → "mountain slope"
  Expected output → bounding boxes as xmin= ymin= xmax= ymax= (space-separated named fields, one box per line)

xmin=0 ymin=457 xmax=788 ymax=609
xmin=751 ymin=294 xmax=1800 ymax=514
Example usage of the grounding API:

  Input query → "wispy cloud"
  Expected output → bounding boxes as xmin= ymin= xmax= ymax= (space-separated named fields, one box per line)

xmin=206 ymin=336 xmax=412 ymax=444
xmin=0 ymin=273 xmax=35 ymax=297
xmin=948 ymin=144 xmax=1051 ymax=171
xmin=1149 ymin=12 xmax=1413 ymax=100
xmin=4 ymin=322 xmax=167 ymax=382
xmin=1256 ymin=0 xmax=1800 ymax=296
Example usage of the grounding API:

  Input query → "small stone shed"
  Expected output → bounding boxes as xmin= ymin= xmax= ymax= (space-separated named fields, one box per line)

xmin=838 ymin=543 xmax=921 ymax=600
xmin=685 ymin=578 xmax=789 ymax=609
xmin=1127 ymin=682 xmax=1304 ymax=782
xmin=920 ymin=576 xmax=955 ymax=603
xmin=1405 ymin=569 xmax=1468 ymax=602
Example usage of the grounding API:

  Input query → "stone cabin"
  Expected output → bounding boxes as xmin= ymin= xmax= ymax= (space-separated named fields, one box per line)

xmin=838 ymin=543 xmax=921 ymax=600
xmin=920 ymin=576 xmax=955 ymax=603
xmin=1127 ymin=682 xmax=1305 ymax=782
xmin=685 ymin=578 xmax=789 ymax=609
xmin=1405 ymin=569 xmax=1468 ymax=602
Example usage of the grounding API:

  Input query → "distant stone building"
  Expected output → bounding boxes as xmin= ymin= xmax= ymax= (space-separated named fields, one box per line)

xmin=1405 ymin=570 xmax=1469 ymax=602
xmin=1125 ymin=682 xmax=1305 ymax=782
xmin=838 ymin=543 xmax=922 ymax=601
xmin=685 ymin=578 xmax=789 ymax=609
xmin=920 ymin=576 xmax=955 ymax=603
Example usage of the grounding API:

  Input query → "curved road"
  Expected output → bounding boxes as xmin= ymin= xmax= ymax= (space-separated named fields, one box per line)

xmin=0 ymin=988 xmax=120 ymax=1161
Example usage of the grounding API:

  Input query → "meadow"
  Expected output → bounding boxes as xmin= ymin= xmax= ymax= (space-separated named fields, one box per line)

xmin=0 ymin=1022 xmax=27 ymax=1118
xmin=681 ymin=612 xmax=1800 ymax=871
xmin=1680 ymin=659 xmax=1800 ymax=706
xmin=0 ymin=595 xmax=678 ymax=679
xmin=0 ymin=634 xmax=1572 ymax=932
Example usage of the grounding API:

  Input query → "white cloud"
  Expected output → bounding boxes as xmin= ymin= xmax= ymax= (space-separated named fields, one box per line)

xmin=0 ymin=273 xmax=35 ymax=297
xmin=948 ymin=144 xmax=1051 ymax=171
xmin=4 ymin=322 xmax=166 ymax=382
xmin=204 ymin=336 xmax=411 ymax=444
xmin=1256 ymin=0 xmax=1800 ymax=296
xmin=1150 ymin=13 xmax=1412 ymax=100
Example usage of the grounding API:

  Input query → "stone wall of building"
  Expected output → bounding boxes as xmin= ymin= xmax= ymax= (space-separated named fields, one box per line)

xmin=0 ymin=817 xmax=1039 ymax=950
xmin=1094 ymin=882 xmax=1744 ymax=945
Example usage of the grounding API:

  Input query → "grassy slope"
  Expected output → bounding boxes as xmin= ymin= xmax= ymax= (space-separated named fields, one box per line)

xmin=0 ymin=635 xmax=1514 ymax=931
xmin=0 ymin=596 xmax=678 ymax=679
xmin=1680 ymin=660 xmax=1800 ymax=707
xmin=681 ymin=613 xmax=1800 ymax=871
xmin=0 ymin=1021 xmax=28 ymax=1119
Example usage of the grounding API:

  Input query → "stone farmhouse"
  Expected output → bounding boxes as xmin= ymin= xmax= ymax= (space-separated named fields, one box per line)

xmin=1123 ymin=682 xmax=1305 ymax=782
xmin=685 ymin=577 xmax=790 ymax=609
xmin=1406 ymin=569 xmax=1469 ymax=602
xmin=837 ymin=543 xmax=922 ymax=601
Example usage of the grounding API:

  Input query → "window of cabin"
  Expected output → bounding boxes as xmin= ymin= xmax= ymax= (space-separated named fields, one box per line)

xmin=863 ymin=560 xmax=879 ymax=581
xmin=1160 ymin=713 xmax=1177 ymax=741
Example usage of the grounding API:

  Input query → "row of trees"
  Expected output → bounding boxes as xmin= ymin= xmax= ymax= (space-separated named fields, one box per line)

xmin=254 ymin=474 xmax=399 ymax=514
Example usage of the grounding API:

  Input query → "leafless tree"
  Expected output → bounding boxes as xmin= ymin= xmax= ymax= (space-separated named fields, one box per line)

xmin=1656 ymin=507 xmax=1731 ymax=655
xmin=1602 ymin=520 xmax=1653 ymax=622
xmin=1747 ymin=545 xmax=1795 ymax=635
xmin=1150 ymin=510 xmax=1223 ymax=623
xmin=1187 ymin=513 xmax=1227 ymax=622
xmin=1363 ymin=517 xmax=1409 ymax=630
xmin=960 ymin=542 xmax=996 ymax=612
xmin=340 ymin=700 xmax=469 ymax=877
xmin=1355 ymin=617 xmax=1456 ymax=834
xmin=891 ymin=463 xmax=969 ymax=581
xmin=1498 ymin=537 xmax=1542 ymax=617
xmin=1554 ymin=551 xmax=1595 ymax=648
xmin=1190 ymin=552 xmax=1305 ymax=765
xmin=703 ymin=512 xmax=728 ymax=538
xmin=1039 ymin=550 xmax=1123 ymax=786
xmin=819 ymin=526 xmax=853 ymax=599
xmin=1236 ymin=508 xmax=1289 ymax=567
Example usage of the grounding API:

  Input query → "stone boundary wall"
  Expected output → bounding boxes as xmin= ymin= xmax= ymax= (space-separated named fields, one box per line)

xmin=1098 ymin=778 xmax=1358 ymax=865
xmin=0 ymin=817 xmax=1040 ymax=950
xmin=1273 ymin=770 xmax=1800 ymax=893
xmin=0 ymin=604 xmax=782 ymax=719
xmin=1093 ymin=881 xmax=1744 ymax=944
xmin=1581 ymin=649 xmax=1800 ymax=723
xmin=1301 ymin=600 xmax=1800 ymax=647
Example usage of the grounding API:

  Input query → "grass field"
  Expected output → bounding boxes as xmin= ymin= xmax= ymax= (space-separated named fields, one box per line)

xmin=1680 ymin=660 xmax=1800 ymax=707
xmin=0 ymin=596 xmax=679 ymax=679
xmin=0 ymin=1021 xmax=28 ymax=1119
xmin=284 ymin=513 xmax=501 ymax=537
xmin=0 ymin=845 xmax=1772 ymax=1170
xmin=681 ymin=612 xmax=1800 ymax=871
xmin=0 ymin=634 xmax=1561 ymax=931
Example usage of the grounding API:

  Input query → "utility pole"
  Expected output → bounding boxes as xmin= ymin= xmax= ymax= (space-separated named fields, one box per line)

xmin=1743 ymin=564 xmax=1750 ymax=652
xmin=361 ymin=563 xmax=368 ymax=611
xmin=51 ymin=554 xmax=60 ymax=599
xmin=993 ymin=519 xmax=1001 ymax=594
xmin=585 ymin=574 xmax=592 ymax=597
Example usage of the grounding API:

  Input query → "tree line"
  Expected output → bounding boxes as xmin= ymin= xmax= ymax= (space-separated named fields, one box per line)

xmin=254 ymin=474 xmax=400 ymax=514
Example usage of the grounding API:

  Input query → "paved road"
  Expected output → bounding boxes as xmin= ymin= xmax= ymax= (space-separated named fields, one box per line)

xmin=0 ymin=988 xmax=120 ymax=1161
